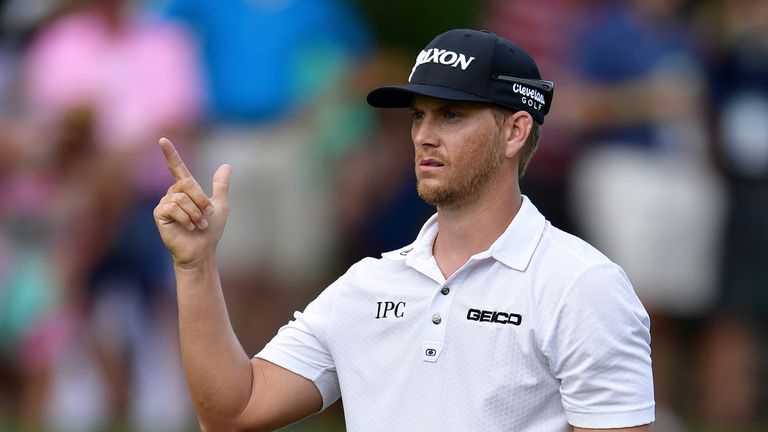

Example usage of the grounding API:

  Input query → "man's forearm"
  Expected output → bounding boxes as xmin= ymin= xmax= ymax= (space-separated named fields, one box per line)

xmin=175 ymin=255 xmax=253 ymax=428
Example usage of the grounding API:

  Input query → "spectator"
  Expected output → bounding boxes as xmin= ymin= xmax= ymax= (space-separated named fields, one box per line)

xmin=21 ymin=0 xmax=204 ymax=429
xmin=563 ymin=0 xmax=725 ymax=427
xmin=696 ymin=0 xmax=768 ymax=425
xmin=156 ymin=0 xmax=372 ymax=352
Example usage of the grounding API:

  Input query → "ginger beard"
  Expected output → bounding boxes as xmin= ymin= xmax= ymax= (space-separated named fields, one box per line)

xmin=415 ymin=123 xmax=506 ymax=208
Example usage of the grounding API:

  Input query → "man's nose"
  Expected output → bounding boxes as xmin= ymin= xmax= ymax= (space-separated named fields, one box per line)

xmin=412 ymin=117 xmax=440 ymax=148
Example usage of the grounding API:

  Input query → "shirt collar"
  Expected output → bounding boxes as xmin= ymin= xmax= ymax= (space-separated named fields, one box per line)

xmin=382 ymin=196 xmax=547 ymax=272
xmin=486 ymin=196 xmax=546 ymax=271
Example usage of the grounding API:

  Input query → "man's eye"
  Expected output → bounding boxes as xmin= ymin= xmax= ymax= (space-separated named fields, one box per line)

xmin=411 ymin=111 xmax=424 ymax=120
xmin=444 ymin=111 xmax=460 ymax=119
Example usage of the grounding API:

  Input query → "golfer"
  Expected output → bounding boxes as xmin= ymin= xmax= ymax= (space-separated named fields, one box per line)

xmin=154 ymin=29 xmax=654 ymax=431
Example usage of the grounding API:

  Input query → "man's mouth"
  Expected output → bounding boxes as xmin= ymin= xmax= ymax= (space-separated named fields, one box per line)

xmin=419 ymin=158 xmax=444 ymax=167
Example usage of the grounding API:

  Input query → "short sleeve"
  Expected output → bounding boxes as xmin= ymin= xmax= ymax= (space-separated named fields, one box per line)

xmin=543 ymin=262 xmax=655 ymax=428
xmin=255 ymin=282 xmax=341 ymax=411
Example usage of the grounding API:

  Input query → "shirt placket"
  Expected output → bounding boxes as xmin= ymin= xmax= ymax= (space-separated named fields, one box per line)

xmin=421 ymin=269 xmax=469 ymax=363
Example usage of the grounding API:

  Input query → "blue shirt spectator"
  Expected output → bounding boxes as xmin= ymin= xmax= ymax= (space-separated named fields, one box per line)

xmin=574 ymin=2 xmax=696 ymax=148
xmin=157 ymin=0 xmax=371 ymax=123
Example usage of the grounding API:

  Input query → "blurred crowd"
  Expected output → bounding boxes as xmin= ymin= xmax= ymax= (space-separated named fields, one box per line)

xmin=0 ymin=0 xmax=766 ymax=431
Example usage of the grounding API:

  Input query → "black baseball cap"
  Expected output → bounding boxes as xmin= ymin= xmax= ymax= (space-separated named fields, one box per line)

xmin=367 ymin=29 xmax=554 ymax=124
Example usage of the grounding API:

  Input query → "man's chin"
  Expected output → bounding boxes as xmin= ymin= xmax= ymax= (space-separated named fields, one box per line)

xmin=417 ymin=182 xmax=457 ymax=208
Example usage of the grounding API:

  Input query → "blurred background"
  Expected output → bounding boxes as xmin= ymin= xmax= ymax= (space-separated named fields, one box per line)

xmin=0 ymin=0 xmax=766 ymax=431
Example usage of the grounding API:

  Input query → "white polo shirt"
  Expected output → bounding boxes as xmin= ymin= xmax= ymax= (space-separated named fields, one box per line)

xmin=256 ymin=197 xmax=654 ymax=431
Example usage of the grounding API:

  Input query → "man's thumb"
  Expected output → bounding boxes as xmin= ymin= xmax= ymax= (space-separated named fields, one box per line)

xmin=212 ymin=164 xmax=231 ymax=200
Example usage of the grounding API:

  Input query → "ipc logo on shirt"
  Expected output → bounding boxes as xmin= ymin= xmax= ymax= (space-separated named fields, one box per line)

xmin=375 ymin=301 xmax=406 ymax=319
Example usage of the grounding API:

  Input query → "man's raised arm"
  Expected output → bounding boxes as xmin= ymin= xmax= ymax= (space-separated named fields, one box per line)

xmin=153 ymin=138 xmax=322 ymax=431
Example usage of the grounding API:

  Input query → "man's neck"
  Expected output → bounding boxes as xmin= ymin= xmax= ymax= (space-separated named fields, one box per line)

xmin=432 ymin=186 xmax=522 ymax=279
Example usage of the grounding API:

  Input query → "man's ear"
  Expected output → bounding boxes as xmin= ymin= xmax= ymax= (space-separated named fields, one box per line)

xmin=503 ymin=111 xmax=533 ymax=159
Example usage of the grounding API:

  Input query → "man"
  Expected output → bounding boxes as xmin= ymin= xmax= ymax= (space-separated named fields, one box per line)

xmin=154 ymin=29 xmax=654 ymax=431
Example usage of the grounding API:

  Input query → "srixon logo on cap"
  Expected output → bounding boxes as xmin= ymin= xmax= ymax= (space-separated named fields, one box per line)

xmin=409 ymin=48 xmax=476 ymax=81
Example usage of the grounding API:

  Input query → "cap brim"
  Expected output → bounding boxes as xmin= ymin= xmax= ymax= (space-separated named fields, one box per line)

xmin=367 ymin=84 xmax=490 ymax=108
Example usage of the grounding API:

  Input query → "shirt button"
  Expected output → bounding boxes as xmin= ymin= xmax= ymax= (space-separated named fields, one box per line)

xmin=440 ymin=286 xmax=450 ymax=295
xmin=432 ymin=313 xmax=442 ymax=325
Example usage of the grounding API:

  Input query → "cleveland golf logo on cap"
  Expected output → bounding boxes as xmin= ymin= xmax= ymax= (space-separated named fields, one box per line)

xmin=409 ymin=47 xmax=476 ymax=81
xmin=512 ymin=83 xmax=546 ymax=106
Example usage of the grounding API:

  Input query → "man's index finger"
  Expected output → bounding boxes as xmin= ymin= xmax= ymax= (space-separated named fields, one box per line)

xmin=159 ymin=137 xmax=191 ymax=180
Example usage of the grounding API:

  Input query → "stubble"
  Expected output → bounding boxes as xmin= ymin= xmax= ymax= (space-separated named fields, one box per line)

xmin=416 ymin=127 xmax=505 ymax=208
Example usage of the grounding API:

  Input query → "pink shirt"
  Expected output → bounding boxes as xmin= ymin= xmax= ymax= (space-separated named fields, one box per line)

xmin=23 ymin=10 xmax=204 ymax=193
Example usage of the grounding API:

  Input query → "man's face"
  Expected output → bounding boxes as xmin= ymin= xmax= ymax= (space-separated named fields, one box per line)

xmin=410 ymin=95 xmax=506 ymax=208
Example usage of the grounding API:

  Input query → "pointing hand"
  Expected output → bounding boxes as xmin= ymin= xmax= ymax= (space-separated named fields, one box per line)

xmin=153 ymin=137 xmax=231 ymax=266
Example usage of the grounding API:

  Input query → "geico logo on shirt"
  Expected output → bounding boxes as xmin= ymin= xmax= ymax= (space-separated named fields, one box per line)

xmin=466 ymin=308 xmax=522 ymax=325
xmin=409 ymin=48 xmax=476 ymax=81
